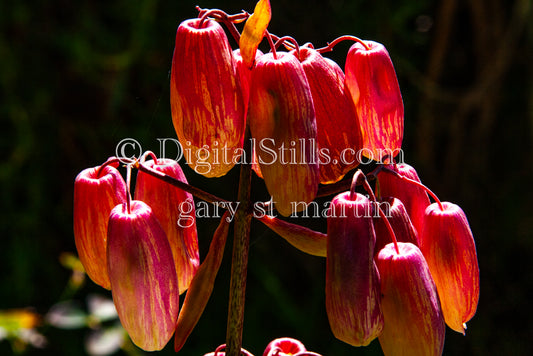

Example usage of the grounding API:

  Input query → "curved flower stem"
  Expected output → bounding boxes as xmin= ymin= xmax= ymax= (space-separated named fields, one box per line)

xmin=381 ymin=167 xmax=444 ymax=211
xmin=316 ymin=34 xmax=370 ymax=53
xmin=266 ymin=30 xmax=278 ymax=59
xmin=198 ymin=9 xmax=230 ymax=28
xmin=226 ymin=133 xmax=253 ymax=356
xmin=139 ymin=150 xmax=158 ymax=164
xmin=125 ymin=164 xmax=132 ymax=214
xmin=349 ymin=169 xmax=366 ymax=201
xmin=95 ymin=156 xmax=126 ymax=178
xmin=274 ymin=36 xmax=300 ymax=57
xmin=196 ymin=7 xmax=249 ymax=43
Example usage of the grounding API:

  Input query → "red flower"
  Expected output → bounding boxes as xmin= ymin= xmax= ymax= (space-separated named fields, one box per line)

xmin=135 ymin=158 xmax=199 ymax=294
xmin=107 ymin=201 xmax=179 ymax=351
xmin=345 ymin=41 xmax=403 ymax=162
xmin=73 ymin=164 xmax=126 ymax=289
xmin=376 ymin=242 xmax=445 ymax=356
xmin=295 ymin=47 xmax=363 ymax=184
xmin=326 ymin=191 xmax=383 ymax=346
xmin=171 ymin=18 xmax=245 ymax=177
xmin=248 ymin=52 xmax=319 ymax=216
xmin=420 ymin=202 xmax=480 ymax=334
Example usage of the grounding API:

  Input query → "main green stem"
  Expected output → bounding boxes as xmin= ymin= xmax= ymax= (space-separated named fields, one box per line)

xmin=226 ymin=135 xmax=253 ymax=355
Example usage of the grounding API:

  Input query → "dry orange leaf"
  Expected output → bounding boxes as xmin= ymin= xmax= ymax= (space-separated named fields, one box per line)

xmin=239 ymin=0 xmax=271 ymax=68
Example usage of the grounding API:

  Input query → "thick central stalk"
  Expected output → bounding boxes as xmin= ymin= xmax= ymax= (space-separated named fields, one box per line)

xmin=226 ymin=136 xmax=253 ymax=355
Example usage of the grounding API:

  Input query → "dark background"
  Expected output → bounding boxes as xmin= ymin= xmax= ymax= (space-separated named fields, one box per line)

xmin=1 ymin=0 xmax=532 ymax=355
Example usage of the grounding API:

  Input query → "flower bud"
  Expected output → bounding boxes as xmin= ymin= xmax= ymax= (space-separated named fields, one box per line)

xmin=171 ymin=18 xmax=245 ymax=177
xmin=326 ymin=191 xmax=383 ymax=346
xmin=107 ymin=201 xmax=179 ymax=351
xmin=376 ymin=242 xmax=445 ymax=356
xmin=420 ymin=202 xmax=480 ymax=334
xmin=73 ymin=165 xmax=127 ymax=289
xmin=373 ymin=197 xmax=418 ymax=256
xmin=377 ymin=163 xmax=430 ymax=235
xmin=134 ymin=158 xmax=199 ymax=294
xmin=294 ymin=48 xmax=363 ymax=184
xmin=248 ymin=52 xmax=319 ymax=216
xmin=345 ymin=41 xmax=403 ymax=162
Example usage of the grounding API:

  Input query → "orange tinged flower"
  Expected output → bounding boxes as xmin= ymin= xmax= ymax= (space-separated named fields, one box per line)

xmin=420 ymin=202 xmax=480 ymax=334
xmin=345 ymin=41 xmax=403 ymax=162
xmin=376 ymin=242 xmax=445 ymax=356
xmin=73 ymin=164 xmax=126 ymax=289
xmin=294 ymin=47 xmax=363 ymax=184
xmin=248 ymin=52 xmax=319 ymax=216
xmin=134 ymin=158 xmax=199 ymax=294
xmin=326 ymin=191 xmax=383 ymax=346
xmin=171 ymin=18 xmax=245 ymax=177
xmin=107 ymin=200 xmax=179 ymax=351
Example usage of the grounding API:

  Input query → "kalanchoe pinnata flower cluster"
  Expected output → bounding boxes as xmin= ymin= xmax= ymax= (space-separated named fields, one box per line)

xmin=72 ymin=0 xmax=479 ymax=354
xmin=171 ymin=1 xmax=403 ymax=216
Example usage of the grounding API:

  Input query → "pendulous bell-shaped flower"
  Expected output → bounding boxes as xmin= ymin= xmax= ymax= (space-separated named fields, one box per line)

xmin=73 ymin=164 xmax=127 ymax=289
xmin=294 ymin=47 xmax=363 ymax=184
xmin=377 ymin=163 xmax=430 ymax=235
xmin=326 ymin=191 xmax=383 ymax=346
xmin=107 ymin=200 xmax=179 ymax=351
xmin=345 ymin=40 xmax=403 ymax=162
xmin=373 ymin=197 xmax=418 ymax=256
xmin=376 ymin=242 xmax=445 ymax=356
xmin=134 ymin=158 xmax=199 ymax=294
xmin=419 ymin=202 xmax=480 ymax=334
xmin=248 ymin=51 xmax=319 ymax=216
xmin=171 ymin=18 xmax=245 ymax=178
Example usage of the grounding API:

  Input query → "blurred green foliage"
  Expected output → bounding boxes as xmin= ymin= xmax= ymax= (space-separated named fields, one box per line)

xmin=1 ymin=0 xmax=532 ymax=355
